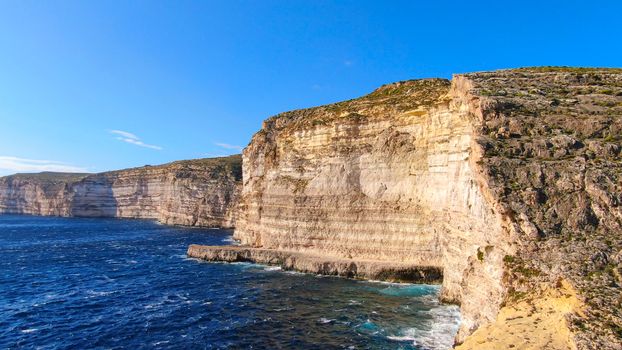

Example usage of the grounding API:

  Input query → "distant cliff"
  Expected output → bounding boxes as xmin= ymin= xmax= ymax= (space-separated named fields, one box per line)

xmin=0 ymin=155 xmax=242 ymax=227
xmin=226 ymin=68 xmax=621 ymax=349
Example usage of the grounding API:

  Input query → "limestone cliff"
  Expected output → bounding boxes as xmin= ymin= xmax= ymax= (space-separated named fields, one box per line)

xmin=0 ymin=155 xmax=242 ymax=227
xmin=227 ymin=68 xmax=621 ymax=349
xmin=458 ymin=68 xmax=622 ymax=349
xmin=0 ymin=172 xmax=88 ymax=216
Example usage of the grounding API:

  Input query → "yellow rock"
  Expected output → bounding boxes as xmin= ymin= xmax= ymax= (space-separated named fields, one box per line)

xmin=456 ymin=281 xmax=584 ymax=350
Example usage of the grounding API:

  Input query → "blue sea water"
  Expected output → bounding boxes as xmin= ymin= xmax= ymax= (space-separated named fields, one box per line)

xmin=0 ymin=215 xmax=460 ymax=349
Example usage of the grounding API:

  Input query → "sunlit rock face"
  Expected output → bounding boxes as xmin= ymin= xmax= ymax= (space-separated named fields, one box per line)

xmin=234 ymin=68 xmax=622 ymax=349
xmin=234 ymin=78 xmax=509 ymax=343
xmin=458 ymin=68 xmax=622 ymax=349
xmin=0 ymin=155 xmax=242 ymax=228
xmin=0 ymin=172 xmax=83 ymax=217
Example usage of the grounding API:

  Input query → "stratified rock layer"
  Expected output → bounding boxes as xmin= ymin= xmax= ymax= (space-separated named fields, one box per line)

xmin=232 ymin=78 xmax=509 ymax=344
xmin=187 ymin=245 xmax=443 ymax=283
xmin=225 ymin=68 xmax=621 ymax=349
xmin=0 ymin=155 xmax=242 ymax=227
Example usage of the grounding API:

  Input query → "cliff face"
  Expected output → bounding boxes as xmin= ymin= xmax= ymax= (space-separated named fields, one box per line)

xmin=234 ymin=78 xmax=509 ymax=343
xmin=232 ymin=68 xmax=622 ymax=348
xmin=0 ymin=155 xmax=242 ymax=227
xmin=0 ymin=172 xmax=87 ymax=216
xmin=459 ymin=68 xmax=622 ymax=349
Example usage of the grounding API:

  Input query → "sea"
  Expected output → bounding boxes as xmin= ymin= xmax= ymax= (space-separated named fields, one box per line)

xmin=0 ymin=215 xmax=460 ymax=349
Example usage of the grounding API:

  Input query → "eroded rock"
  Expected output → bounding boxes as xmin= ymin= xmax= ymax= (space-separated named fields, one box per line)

xmin=0 ymin=155 xmax=242 ymax=227
xmin=221 ymin=68 xmax=622 ymax=349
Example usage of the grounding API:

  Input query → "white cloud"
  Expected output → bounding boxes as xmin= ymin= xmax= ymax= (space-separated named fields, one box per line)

xmin=344 ymin=60 xmax=353 ymax=66
xmin=214 ymin=142 xmax=243 ymax=151
xmin=110 ymin=129 xmax=139 ymax=140
xmin=109 ymin=130 xmax=162 ymax=150
xmin=0 ymin=156 xmax=89 ymax=175
xmin=116 ymin=137 xmax=163 ymax=150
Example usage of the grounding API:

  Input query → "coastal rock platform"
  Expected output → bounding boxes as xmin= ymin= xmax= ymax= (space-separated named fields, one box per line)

xmin=187 ymin=244 xmax=443 ymax=283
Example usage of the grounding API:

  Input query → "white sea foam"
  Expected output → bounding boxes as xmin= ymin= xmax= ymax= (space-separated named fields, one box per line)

xmin=230 ymin=262 xmax=255 ymax=267
xmin=86 ymin=290 xmax=114 ymax=297
xmin=386 ymin=304 xmax=461 ymax=350
xmin=20 ymin=328 xmax=37 ymax=333
xmin=416 ymin=294 xmax=440 ymax=304
xmin=386 ymin=335 xmax=416 ymax=341
xmin=264 ymin=266 xmax=282 ymax=271
xmin=365 ymin=279 xmax=416 ymax=286
xmin=144 ymin=298 xmax=166 ymax=310
xmin=318 ymin=318 xmax=335 ymax=324
xmin=272 ymin=307 xmax=294 ymax=312
xmin=222 ymin=236 xmax=240 ymax=245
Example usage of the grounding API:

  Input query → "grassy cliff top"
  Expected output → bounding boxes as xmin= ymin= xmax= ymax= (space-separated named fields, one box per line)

xmin=95 ymin=154 xmax=243 ymax=180
xmin=106 ymin=154 xmax=242 ymax=172
xmin=1 ymin=172 xmax=90 ymax=184
xmin=502 ymin=66 xmax=622 ymax=74
xmin=259 ymin=78 xmax=451 ymax=133
xmin=463 ymin=67 xmax=622 ymax=92
xmin=259 ymin=68 xmax=621 ymax=135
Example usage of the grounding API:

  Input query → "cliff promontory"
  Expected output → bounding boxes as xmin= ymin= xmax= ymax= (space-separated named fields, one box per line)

xmin=0 ymin=155 xmax=242 ymax=227
xmin=190 ymin=68 xmax=621 ymax=349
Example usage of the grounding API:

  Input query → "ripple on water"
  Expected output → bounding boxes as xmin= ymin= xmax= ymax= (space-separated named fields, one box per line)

xmin=0 ymin=215 xmax=460 ymax=349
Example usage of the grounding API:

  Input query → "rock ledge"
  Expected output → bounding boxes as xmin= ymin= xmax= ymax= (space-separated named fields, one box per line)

xmin=187 ymin=244 xmax=443 ymax=283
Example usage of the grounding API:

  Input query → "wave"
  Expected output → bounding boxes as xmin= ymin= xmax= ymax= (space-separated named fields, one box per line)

xmin=385 ymin=305 xmax=461 ymax=350
xmin=2 ymin=215 xmax=461 ymax=349
xmin=221 ymin=236 xmax=240 ymax=245
xmin=86 ymin=290 xmax=115 ymax=298
xmin=377 ymin=284 xmax=439 ymax=298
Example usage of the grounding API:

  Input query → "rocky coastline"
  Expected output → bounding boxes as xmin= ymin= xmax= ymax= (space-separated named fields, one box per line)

xmin=0 ymin=155 xmax=242 ymax=228
xmin=187 ymin=244 xmax=443 ymax=283
xmin=2 ymin=67 xmax=621 ymax=349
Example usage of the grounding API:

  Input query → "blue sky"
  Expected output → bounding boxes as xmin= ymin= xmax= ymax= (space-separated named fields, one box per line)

xmin=0 ymin=1 xmax=620 ymax=175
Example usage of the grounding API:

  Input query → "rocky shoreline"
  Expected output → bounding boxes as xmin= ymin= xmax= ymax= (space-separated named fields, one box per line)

xmin=3 ymin=67 xmax=621 ymax=349
xmin=187 ymin=244 xmax=443 ymax=283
